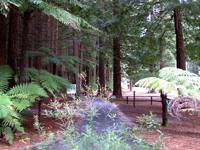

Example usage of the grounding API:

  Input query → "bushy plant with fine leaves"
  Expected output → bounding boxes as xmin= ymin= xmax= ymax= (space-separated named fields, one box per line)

xmin=0 ymin=65 xmax=48 ymax=144
xmin=29 ymin=97 xmax=164 ymax=150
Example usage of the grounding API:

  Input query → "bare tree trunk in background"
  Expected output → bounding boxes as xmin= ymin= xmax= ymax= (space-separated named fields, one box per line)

xmin=129 ymin=79 xmax=133 ymax=91
xmin=0 ymin=14 xmax=7 ymax=65
xmin=113 ymin=0 xmax=122 ymax=97
xmin=174 ymin=8 xmax=186 ymax=70
xmin=98 ymin=36 xmax=105 ymax=91
xmin=19 ymin=11 xmax=32 ymax=83
xmin=7 ymin=10 xmax=19 ymax=72
xmin=159 ymin=38 xmax=166 ymax=69
xmin=113 ymin=34 xmax=122 ymax=97
xmin=34 ymin=12 xmax=42 ymax=69
xmin=73 ymin=33 xmax=81 ymax=95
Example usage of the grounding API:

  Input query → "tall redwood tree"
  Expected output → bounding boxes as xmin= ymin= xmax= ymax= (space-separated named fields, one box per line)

xmin=113 ymin=0 xmax=122 ymax=97
xmin=98 ymin=37 xmax=105 ymax=90
xmin=0 ymin=14 xmax=7 ymax=65
xmin=174 ymin=8 xmax=186 ymax=70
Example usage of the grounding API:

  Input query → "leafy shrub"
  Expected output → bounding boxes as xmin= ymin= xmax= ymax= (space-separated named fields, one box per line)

xmin=0 ymin=64 xmax=72 ymax=144
xmin=36 ymin=99 xmax=164 ymax=150
xmin=136 ymin=112 xmax=160 ymax=130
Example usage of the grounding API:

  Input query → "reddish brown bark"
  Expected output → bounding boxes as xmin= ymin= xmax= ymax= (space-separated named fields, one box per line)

xmin=73 ymin=34 xmax=81 ymax=95
xmin=113 ymin=0 xmax=122 ymax=97
xmin=19 ymin=11 xmax=32 ymax=83
xmin=7 ymin=10 xmax=19 ymax=72
xmin=98 ymin=37 xmax=105 ymax=90
xmin=113 ymin=35 xmax=122 ymax=97
xmin=0 ymin=14 xmax=7 ymax=65
xmin=174 ymin=8 xmax=186 ymax=70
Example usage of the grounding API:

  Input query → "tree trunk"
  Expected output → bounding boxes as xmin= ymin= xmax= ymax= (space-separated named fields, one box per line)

xmin=98 ymin=37 xmax=105 ymax=91
xmin=159 ymin=38 xmax=166 ymax=69
xmin=174 ymin=8 xmax=186 ymax=70
xmin=113 ymin=35 xmax=122 ymax=97
xmin=0 ymin=14 xmax=7 ymax=65
xmin=73 ymin=33 xmax=81 ymax=95
xmin=112 ymin=0 xmax=122 ymax=97
xmin=7 ymin=10 xmax=19 ymax=72
xmin=19 ymin=11 xmax=32 ymax=83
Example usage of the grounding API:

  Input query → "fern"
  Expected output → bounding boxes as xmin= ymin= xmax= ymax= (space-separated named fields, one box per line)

xmin=0 ymin=83 xmax=47 ymax=143
xmin=8 ymin=83 xmax=48 ymax=111
xmin=30 ymin=0 xmax=99 ymax=32
xmin=23 ymin=68 xmax=71 ymax=93
xmin=27 ymin=47 xmax=80 ymax=74
xmin=1 ymin=0 xmax=99 ymax=32
xmin=136 ymin=67 xmax=200 ymax=99
xmin=0 ymin=65 xmax=13 ymax=91
xmin=135 ymin=77 xmax=177 ymax=94
xmin=0 ymin=65 xmax=48 ymax=144
xmin=0 ymin=93 xmax=23 ymax=144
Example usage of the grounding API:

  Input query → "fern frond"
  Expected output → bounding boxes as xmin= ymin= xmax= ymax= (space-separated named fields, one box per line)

xmin=23 ymin=68 xmax=71 ymax=93
xmin=135 ymin=77 xmax=177 ymax=94
xmin=136 ymin=67 xmax=200 ymax=99
xmin=0 ymin=93 xmax=13 ymax=118
xmin=0 ymin=92 xmax=24 ymax=144
xmin=30 ymin=0 xmax=99 ymax=32
xmin=0 ymin=65 xmax=13 ymax=91
xmin=1 ymin=127 xmax=14 ymax=144
xmin=159 ymin=67 xmax=198 ymax=81
xmin=7 ymin=83 xmax=48 ymax=98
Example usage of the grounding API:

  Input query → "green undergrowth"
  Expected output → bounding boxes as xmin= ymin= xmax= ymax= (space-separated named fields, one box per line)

xmin=29 ymin=98 xmax=164 ymax=150
xmin=0 ymin=65 xmax=70 ymax=144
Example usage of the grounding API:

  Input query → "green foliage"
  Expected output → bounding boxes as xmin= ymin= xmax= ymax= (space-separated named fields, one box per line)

xmin=0 ymin=65 xmax=13 ymax=91
xmin=0 ymin=65 xmax=48 ymax=144
xmin=0 ymin=93 xmax=24 ymax=144
xmin=136 ymin=67 xmax=200 ymax=99
xmin=136 ymin=112 xmax=160 ymax=130
xmin=27 ymin=47 xmax=80 ymax=74
xmin=31 ymin=0 xmax=99 ymax=32
xmin=1 ymin=0 xmax=99 ymax=32
xmin=135 ymin=77 xmax=177 ymax=94
xmin=8 ymin=83 xmax=48 ymax=111
xmin=40 ymin=99 xmax=163 ymax=150
xmin=0 ymin=83 xmax=47 ymax=143
xmin=23 ymin=68 xmax=71 ymax=93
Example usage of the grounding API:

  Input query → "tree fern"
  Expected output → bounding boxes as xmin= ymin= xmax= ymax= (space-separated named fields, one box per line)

xmin=8 ymin=83 xmax=48 ymax=111
xmin=26 ymin=47 xmax=80 ymax=74
xmin=23 ymin=68 xmax=71 ymax=93
xmin=0 ymin=65 xmax=48 ymax=143
xmin=1 ymin=0 xmax=99 ymax=32
xmin=136 ymin=67 xmax=200 ymax=99
xmin=0 ymin=83 xmax=47 ymax=143
xmin=0 ymin=93 xmax=23 ymax=144
xmin=135 ymin=77 xmax=177 ymax=94
xmin=0 ymin=65 xmax=13 ymax=91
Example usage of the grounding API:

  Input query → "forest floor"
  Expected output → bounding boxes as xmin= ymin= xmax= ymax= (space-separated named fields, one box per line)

xmin=0 ymin=88 xmax=200 ymax=150
xmin=116 ymin=100 xmax=200 ymax=150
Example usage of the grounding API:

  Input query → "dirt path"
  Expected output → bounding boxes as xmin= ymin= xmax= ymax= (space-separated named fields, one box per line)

xmin=115 ymin=99 xmax=200 ymax=150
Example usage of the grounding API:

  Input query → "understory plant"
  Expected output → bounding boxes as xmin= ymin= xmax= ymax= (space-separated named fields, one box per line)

xmin=0 ymin=65 xmax=48 ymax=144
xmin=136 ymin=67 xmax=200 ymax=116
xmin=136 ymin=112 xmax=160 ymax=130
xmin=0 ymin=65 xmax=71 ymax=144
xmin=33 ymin=96 xmax=164 ymax=150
